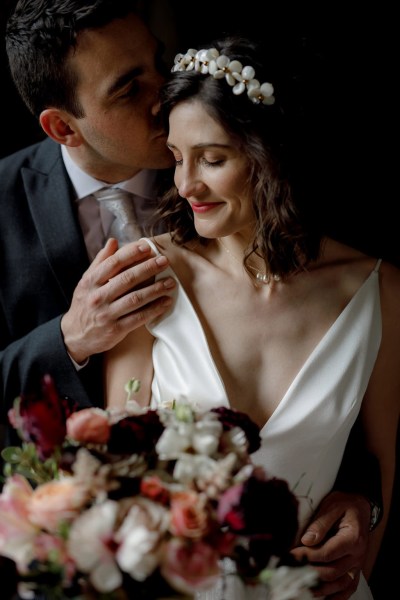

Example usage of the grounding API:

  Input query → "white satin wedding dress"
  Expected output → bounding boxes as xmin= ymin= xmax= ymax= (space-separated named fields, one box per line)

xmin=144 ymin=239 xmax=381 ymax=600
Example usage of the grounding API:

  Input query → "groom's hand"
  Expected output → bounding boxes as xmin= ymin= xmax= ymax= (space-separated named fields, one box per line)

xmin=61 ymin=238 xmax=176 ymax=365
xmin=290 ymin=491 xmax=371 ymax=599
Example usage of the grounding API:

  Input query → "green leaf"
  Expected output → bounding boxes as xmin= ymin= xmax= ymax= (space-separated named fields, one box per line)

xmin=1 ymin=445 xmax=23 ymax=462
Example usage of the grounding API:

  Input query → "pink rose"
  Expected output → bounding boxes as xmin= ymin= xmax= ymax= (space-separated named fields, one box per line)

xmin=169 ymin=490 xmax=209 ymax=539
xmin=0 ymin=475 xmax=38 ymax=568
xmin=66 ymin=408 xmax=110 ymax=444
xmin=161 ymin=538 xmax=220 ymax=594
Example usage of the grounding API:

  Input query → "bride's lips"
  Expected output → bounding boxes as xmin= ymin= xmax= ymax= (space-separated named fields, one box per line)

xmin=190 ymin=202 xmax=222 ymax=214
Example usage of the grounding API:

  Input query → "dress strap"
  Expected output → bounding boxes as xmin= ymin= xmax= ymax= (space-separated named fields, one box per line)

xmin=373 ymin=258 xmax=382 ymax=272
xmin=139 ymin=237 xmax=160 ymax=256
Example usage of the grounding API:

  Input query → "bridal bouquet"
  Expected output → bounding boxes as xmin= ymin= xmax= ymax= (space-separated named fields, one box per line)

xmin=0 ymin=375 xmax=317 ymax=600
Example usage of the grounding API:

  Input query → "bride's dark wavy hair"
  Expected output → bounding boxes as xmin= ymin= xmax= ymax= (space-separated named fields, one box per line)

xmin=154 ymin=35 xmax=323 ymax=279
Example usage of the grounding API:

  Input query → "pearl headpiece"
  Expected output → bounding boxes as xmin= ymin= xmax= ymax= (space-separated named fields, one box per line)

xmin=172 ymin=48 xmax=275 ymax=106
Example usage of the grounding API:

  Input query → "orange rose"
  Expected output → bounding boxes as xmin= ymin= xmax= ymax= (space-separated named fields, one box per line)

xmin=140 ymin=475 xmax=170 ymax=506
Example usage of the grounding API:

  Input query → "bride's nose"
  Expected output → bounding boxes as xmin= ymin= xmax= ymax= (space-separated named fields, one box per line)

xmin=175 ymin=169 xmax=207 ymax=199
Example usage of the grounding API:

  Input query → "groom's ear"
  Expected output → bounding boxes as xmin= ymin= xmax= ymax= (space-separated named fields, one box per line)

xmin=39 ymin=108 xmax=83 ymax=147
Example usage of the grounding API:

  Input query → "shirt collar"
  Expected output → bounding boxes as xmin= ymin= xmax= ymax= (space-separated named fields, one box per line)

xmin=61 ymin=146 xmax=159 ymax=201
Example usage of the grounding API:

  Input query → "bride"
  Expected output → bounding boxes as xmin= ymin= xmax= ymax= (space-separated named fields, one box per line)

xmin=104 ymin=36 xmax=400 ymax=599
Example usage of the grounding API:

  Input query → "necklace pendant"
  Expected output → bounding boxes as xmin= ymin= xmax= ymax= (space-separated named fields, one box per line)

xmin=255 ymin=272 xmax=281 ymax=285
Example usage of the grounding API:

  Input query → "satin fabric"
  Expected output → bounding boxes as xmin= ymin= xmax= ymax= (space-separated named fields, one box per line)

xmin=144 ymin=239 xmax=381 ymax=600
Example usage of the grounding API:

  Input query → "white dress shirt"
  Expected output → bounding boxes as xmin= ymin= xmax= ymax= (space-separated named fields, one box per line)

xmin=61 ymin=145 xmax=160 ymax=260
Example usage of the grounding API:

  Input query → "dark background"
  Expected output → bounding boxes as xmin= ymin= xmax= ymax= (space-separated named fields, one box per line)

xmin=1 ymin=1 xmax=398 ymax=264
xmin=1 ymin=2 xmax=398 ymax=598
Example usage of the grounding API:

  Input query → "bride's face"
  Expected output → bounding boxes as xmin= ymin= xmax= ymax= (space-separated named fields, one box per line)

xmin=166 ymin=100 xmax=256 ymax=240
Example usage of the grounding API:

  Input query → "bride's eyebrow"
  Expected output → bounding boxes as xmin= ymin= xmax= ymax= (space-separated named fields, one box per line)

xmin=192 ymin=143 xmax=231 ymax=149
xmin=166 ymin=142 xmax=231 ymax=150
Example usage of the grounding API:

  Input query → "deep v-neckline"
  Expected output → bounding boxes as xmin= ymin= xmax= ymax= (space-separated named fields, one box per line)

xmin=260 ymin=266 xmax=380 ymax=429
xmin=147 ymin=238 xmax=381 ymax=431
xmin=195 ymin=266 xmax=378 ymax=433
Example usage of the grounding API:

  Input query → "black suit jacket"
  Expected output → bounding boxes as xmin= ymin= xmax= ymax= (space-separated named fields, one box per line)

xmin=0 ymin=138 xmax=103 ymax=437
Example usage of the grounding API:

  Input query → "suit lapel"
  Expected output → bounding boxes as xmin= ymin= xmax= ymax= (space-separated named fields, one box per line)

xmin=23 ymin=140 xmax=89 ymax=302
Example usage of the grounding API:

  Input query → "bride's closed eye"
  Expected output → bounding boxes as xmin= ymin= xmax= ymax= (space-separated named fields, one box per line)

xmin=166 ymin=144 xmax=182 ymax=165
xmin=172 ymin=157 xmax=224 ymax=167
xmin=200 ymin=157 xmax=224 ymax=167
xmin=166 ymin=141 xmax=226 ymax=168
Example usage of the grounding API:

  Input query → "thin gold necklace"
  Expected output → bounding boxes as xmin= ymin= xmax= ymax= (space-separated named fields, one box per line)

xmin=217 ymin=238 xmax=280 ymax=285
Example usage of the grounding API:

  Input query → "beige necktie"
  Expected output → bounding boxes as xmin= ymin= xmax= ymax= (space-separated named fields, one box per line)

xmin=94 ymin=187 xmax=142 ymax=245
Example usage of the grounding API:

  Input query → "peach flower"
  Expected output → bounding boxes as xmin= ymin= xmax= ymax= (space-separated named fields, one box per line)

xmin=29 ymin=478 xmax=89 ymax=531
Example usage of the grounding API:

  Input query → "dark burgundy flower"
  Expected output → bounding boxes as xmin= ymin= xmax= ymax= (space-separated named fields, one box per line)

xmin=108 ymin=410 xmax=164 ymax=455
xmin=211 ymin=406 xmax=261 ymax=453
xmin=218 ymin=473 xmax=299 ymax=558
xmin=13 ymin=375 xmax=78 ymax=460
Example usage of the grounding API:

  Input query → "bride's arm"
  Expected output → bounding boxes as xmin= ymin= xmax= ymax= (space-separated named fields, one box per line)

xmin=103 ymin=326 xmax=155 ymax=410
xmin=359 ymin=261 xmax=400 ymax=578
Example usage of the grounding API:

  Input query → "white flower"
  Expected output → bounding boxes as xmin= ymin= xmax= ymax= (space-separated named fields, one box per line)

xmin=67 ymin=500 xmax=122 ymax=593
xmin=231 ymin=65 xmax=256 ymax=95
xmin=172 ymin=48 xmax=197 ymax=72
xmin=196 ymin=453 xmax=239 ymax=499
xmin=1 ymin=392 xmax=315 ymax=600
xmin=116 ymin=498 xmax=169 ymax=581
xmin=157 ymin=407 xmax=222 ymax=459
xmin=262 ymin=562 xmax=319 ymax=600
xmin=247 ymin=80 xmax=275 ymax=105
xmin=192 ymin=418 xmax=222 ymax=455
xmin=209 ymin=55 xmax=244 ymax=87
xmin=173 ymin=453 xmax=219 ymax=485
xmin=156 ymin=424 xmax=192 ymax=458
xmin=194 ymin=48 xmax=219 ymax=74
xmin=172 ymin=47 xmax=275 ymax=106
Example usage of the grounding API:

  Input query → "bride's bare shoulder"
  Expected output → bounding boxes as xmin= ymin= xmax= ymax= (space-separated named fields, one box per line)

xmin=320 ymin=237 xmax=372 ymax=263
xmin=151 ymin=233 xmax=184 ymax=255
xmin=334 ymin=240 xmax=400 ymax=329
xmin=151 ymin=232 xmax=172 ymax=251
xmin=321 ymin=238 xmax=398 ymax=275
xmin=150 ymin=233 xmax=198 ymax=264
xmin=379 ymin=258 xmax=400 ymax=310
